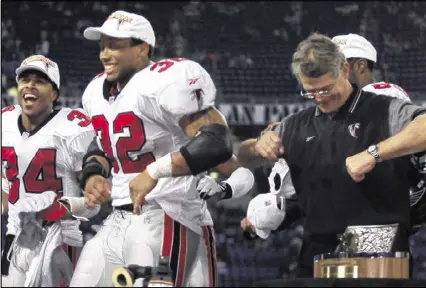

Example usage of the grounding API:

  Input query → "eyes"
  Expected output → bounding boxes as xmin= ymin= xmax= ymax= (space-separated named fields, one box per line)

xmin=18 ymin=76 xmax=48 ymax=86
xmin=99 ymin=39 xmax=131 ymax=51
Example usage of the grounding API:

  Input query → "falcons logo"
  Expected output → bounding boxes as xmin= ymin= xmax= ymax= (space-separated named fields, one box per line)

xmin=348 ymin=123 xmax=360 ymax=138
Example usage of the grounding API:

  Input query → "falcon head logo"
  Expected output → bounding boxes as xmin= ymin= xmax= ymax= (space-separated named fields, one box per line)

xmin=348 ymin=122 xmax=360 ymax=138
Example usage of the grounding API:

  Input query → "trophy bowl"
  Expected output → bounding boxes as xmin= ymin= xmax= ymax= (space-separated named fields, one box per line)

xmin=313 ymin=252 xmax=410 ymax=279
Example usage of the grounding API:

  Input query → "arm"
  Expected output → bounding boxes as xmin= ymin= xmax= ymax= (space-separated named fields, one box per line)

xmin=238 ymin=139 xmax=265 ymax=169
xmin=378 ymin=114 xmax=426 ymax=160
xmin=2 ymin=171 xmax=8 ymax=215
xmin=346 ymin=99 xmax=426 ymax=182
xmin=379 ymin=99 xmax=426 ymax=160
xmin=150 ymin=107 xmax=234 ymax=178
xmin=130 ymin=108 xmax=234 ymax=213
xmin=79 ymin=136 xmax=111 ymax=190
xmin=237 ymin=121 xmax=286 ymax=169
xmin=179 ymin=106 xmax=238 ymax=176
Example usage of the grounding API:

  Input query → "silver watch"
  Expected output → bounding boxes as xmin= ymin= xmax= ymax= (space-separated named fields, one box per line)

xmin=367 ymin=145 xmax=382 ymax=163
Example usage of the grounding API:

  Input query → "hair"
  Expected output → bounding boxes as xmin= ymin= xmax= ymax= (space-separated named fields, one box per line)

xmin=291 ymin=33 xmax=347 ymax=81
xmin=131 ymin=38 xmax=154 ymax=59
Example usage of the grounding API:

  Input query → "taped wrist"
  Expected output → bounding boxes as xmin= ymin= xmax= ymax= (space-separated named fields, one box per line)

xmin=180 ymin=123 xmax=233 ymax=175
xmin=79 ymin=158 xmax=109 ymax=190
xmin=146 ymin=154 xmax=172 ymax=180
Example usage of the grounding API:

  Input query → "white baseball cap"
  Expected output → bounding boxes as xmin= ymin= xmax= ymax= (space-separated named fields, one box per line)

xmin=332 ymin=33 xmax=377 ymax=63
xmin=16 ymin=55 xmax=60 ymax=89
xmin=247 ymin=193 xmax=286 ymax=239
xmin=84 ymin=10 xmax=156 ymax=47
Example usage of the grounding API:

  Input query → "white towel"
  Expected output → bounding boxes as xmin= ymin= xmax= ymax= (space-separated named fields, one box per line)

xmin=25 ymin=219 xmax=83 ymax=287
xmin=11 ymin=191 xmax=83 ymax=287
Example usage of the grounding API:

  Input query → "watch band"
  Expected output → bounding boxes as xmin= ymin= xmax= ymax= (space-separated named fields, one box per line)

xmin=368 ymin=145 xmax=383 ymax=163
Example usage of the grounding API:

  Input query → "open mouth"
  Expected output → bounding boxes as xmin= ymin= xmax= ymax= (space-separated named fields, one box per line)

xmin=104 ymin=64 xmax=117 ymax=74
xmin=23 ymin=93 xmax=38 ymax=104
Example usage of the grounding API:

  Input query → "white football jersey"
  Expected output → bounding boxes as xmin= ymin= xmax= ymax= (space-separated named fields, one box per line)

xmin=81 ymin=58 xmax=216 ymax=235
xmin=1 ymin=105 xmax=95 ymax=235
xmin=363 ymin=82 xmax=411 ymax=102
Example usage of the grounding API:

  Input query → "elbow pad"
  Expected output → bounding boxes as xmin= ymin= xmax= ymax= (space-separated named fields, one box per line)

xmin=180 ymin=123 xmax=233 ymax=175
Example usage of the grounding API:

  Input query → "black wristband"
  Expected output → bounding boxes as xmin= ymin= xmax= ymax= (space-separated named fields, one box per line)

xmin=82 ymin=150 xmax=112 ymax=173
xmin=219 ymin=182 xmax=233 ymax=199
xmin=79 ymin=158 xmax=109 ymax=190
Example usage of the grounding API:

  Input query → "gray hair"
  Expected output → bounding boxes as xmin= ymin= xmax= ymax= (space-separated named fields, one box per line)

xmin=291 ymin=33 xmax=346 ymax=81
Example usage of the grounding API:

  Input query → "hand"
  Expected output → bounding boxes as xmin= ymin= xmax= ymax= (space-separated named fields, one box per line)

xmin=254 ymin=131 xmax=284 ymax=161
xmin=240 ymin=217 xmax=256 ymax=233
xmin=129 ymin=170 xmax=158 ymax=215
xmin=197 ymin=176 xmax=223 ymax=200
xmin=346 ymin=150 xmax=377 ymax=182
xmin=84 ymin=175 xmax=111 ymax=208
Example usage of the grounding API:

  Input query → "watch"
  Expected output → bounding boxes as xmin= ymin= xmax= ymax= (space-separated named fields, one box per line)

xmin=367 ymin=145 xmax=383 ymax=163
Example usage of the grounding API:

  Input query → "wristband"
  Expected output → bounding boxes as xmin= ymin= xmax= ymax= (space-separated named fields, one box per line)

xmin=146 ymin=154 xmax=173 ymax=180
xmin=79 ymin=158 xmax=109 ymax=190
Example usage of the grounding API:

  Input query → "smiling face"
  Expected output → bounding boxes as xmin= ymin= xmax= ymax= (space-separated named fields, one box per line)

xmin=99 ymin=35 xmax=149 ymax=84
xmin=17 ymin=70 xmax=57 ymax=119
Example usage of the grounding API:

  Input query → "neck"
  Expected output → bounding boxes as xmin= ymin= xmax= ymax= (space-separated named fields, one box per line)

xmin=117 ymin=60 xmax=151 ymax=91
xmin=336 ymin=81 xmax=354 ymax=111
xmin=21 ymin=109 xmax=53 ymax=132
xmin=357 ymin=74 xmax=374 ymax=89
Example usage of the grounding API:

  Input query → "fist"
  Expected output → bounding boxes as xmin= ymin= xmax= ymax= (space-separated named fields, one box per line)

xmin=255 ymin=131 xmax=284 ymax=161
xmin=346 ymin=151 xmax=377 ymax=182
xmin=83 ymin=175 xmax=111 ymax=208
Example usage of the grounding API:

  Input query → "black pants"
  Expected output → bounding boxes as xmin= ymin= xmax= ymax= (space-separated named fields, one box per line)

xmin=296 ymin=234 xmax=339 ymax=278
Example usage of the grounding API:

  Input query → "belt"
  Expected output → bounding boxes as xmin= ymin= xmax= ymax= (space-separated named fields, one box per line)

xmin=114 ymin=202 xmax=161 ymax=213
xmin=115 ymin=204 xmax=134 ymax=212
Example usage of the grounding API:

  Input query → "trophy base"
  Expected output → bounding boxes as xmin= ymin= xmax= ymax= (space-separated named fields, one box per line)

xmin=313 ymin=252 xmax=409 ymax=279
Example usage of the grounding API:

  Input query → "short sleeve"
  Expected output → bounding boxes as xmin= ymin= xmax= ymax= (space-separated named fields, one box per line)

xmin=67 ymin=130 xmax=96 ymax=172
xmin=158 ymin=61 xmax=216 ymax=124
xmin=388 ymin=98 xmax=426 ymax=136
xmin=260 ymin=115 xmax=290 ymax=139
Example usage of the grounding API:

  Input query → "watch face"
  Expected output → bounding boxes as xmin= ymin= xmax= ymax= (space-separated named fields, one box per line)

xmin=368 ymin=145 xmax=375 ymax=153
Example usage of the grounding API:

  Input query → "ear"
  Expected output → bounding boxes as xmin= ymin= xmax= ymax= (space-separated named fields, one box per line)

xmin=51 ymin=88 xmax=58 ymax=103
xmin=358 ymin=59 xmax=367 ymax=74
xmin=342 ymin=62 xmax=350 ymax=79
xmin=137 ymin=42 xmax=149 ymax=58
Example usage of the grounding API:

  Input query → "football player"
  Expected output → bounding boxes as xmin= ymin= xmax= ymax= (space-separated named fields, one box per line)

xmin=71 ymin=11 xmax=254 ymax=287
xmin=1 ymin=55 xmax=96 ymax=286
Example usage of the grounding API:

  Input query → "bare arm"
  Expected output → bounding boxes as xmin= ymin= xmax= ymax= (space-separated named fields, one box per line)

xmin=2 ymin=191 xmax=8 ymax=215
xmin=378 ymin=114 xmax=426 ymax=160
xmin=237 ymin=138 xmax=265 ymax=169
xmin=2 ymin=171 xmax=8 ymax=214
xmin=179 ymin=106 xmax=227 ymax=137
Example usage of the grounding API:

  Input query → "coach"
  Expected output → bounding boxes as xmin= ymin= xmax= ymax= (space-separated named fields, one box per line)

xmin=237 ymin=33 xmax=426 ymax=277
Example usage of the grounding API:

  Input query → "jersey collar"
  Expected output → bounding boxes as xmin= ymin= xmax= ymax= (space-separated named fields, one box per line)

xmin=18 ymin=109 xmax=61 ymax=138
xmin=315 ymin=83 xmax=362 ymax=118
